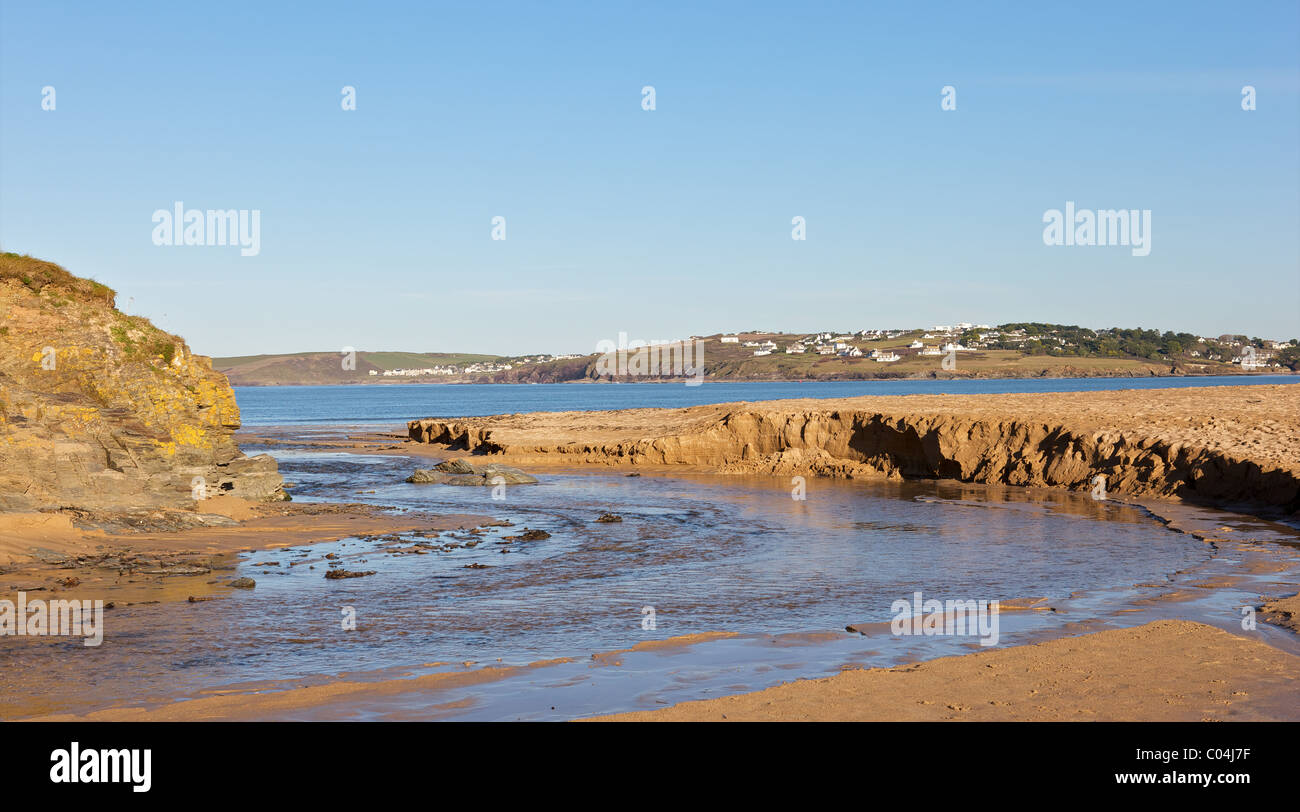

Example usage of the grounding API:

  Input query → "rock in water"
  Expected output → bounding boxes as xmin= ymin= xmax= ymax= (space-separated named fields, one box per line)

xmin=405 ymin=459 xmax=538 ymax=486
xmin=0 ymin=255 xmax=287 ymax=511
xmin=503 ymin=528 xmax=550 ymax=541
xmin=434 ymin=458 xmax=476 ymax=475
xmin=324 ymin=569 xmax=376 ymax=579
xmin=406 ymin=469 xmax=454 ymax=484
xmin=474 ymin=463 xmax=539 ymax=485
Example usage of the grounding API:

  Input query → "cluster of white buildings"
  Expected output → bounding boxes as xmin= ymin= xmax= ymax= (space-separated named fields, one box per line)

xmin=516 ymin=353 xmax=583 ymax=364
xmin=463 ymin=361 xmax=513 ymax=374
xmin=784 ymin=336 xmax=880 ymax=359
xmin=921 ymin=324 xmax=995 ymax=345
xmin=718 ymin=325 xmax=995 ymax=362
xmin=369 ymin=361 xmax=515 ymax=377
xmin=370 ymin=366 xmax=461 ymax=377
xmin=783 ymin=336 xmax=848 ymax=356
xmin=779 ymin=325 xmax=988 ymax=360
xmin=718 ymin=322 xmax=1299 ymax=366
xmin=710 ymin=325 xmax=1287 ymax=370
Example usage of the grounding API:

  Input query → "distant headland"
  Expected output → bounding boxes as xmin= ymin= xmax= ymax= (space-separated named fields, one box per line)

xmin=214 ymin=325 xmax=1298 ymax=386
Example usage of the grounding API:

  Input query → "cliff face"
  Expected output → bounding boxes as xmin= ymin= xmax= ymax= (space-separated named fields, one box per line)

xmin=408 ymin=386 xmax=1300 ymax=513
xmin=0 ymin=255 xmax=284 ymax=511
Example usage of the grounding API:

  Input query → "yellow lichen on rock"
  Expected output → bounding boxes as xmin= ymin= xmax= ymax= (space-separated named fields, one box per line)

xmin=0 ymin=254 xmax=285 ymax=511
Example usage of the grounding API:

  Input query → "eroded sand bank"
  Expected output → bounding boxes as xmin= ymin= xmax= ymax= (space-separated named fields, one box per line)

xmin=408 ymin=384 xmax=1300 ymax=511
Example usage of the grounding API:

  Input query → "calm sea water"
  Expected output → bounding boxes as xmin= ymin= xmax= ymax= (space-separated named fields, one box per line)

xmin=234 ymin=375 xmax=1298 ymax=425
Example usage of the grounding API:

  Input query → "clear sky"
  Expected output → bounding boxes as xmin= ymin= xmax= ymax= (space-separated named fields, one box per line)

xmin=2 ymin=1 xmax=1297 ymax=356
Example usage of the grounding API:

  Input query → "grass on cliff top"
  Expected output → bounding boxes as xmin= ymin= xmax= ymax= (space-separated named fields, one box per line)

xmin=0 ymin=254 xmax=183 ymax=366
xmin=0 ymin=253 xmax=116 ymax=306
xmin=110 ymin=317 xmax=183 ymax=366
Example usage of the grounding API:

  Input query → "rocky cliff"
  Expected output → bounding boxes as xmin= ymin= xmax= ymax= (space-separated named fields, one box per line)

xmin=0 ymin=254 xmax=284 ymax=511
xmin=408 ymin=386 xmax=1300 ymax=514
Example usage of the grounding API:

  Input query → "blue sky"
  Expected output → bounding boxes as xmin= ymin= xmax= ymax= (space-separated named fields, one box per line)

xmin=2 ymin=0 xmax=1297 ymax=356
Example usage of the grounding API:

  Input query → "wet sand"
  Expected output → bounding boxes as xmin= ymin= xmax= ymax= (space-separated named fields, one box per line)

xmin=18 ymin=633 xmax=746 ymax=721
xmin=0 ymin=498 xmax=497 ymax=605
xmin=585 ymin=620 xmax=1300 ymax=721
xmin=19 ymin=620 xmax=1297 ymax=722
xmin=1261 ymin=594 xmax=1300 ymax=632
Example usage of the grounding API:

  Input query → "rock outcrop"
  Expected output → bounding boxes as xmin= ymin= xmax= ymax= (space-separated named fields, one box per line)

xmin=406 ymin=459 xmax=538 ymax=486
xmin=0 ymin=254 xmax=285 ymax=511
xmin=408 ymin=386 xmax=1300 ymax=513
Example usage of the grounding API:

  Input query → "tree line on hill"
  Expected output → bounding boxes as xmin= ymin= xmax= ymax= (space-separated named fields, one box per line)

xmin=982 ymin=323 xmax=1299 ymax=369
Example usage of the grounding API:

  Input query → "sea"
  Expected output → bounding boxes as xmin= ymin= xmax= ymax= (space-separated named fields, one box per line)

xmin=233 ymin=374 xmax=1300 ymax=425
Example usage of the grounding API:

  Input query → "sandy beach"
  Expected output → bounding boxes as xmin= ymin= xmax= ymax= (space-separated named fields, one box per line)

xmin=0 ymin=499 xmax=498 ymax=606
xmin=585 ymin=620 xmax=1299 ymax=721
xmin=16 ymin=621 xmax=1293 ymax=722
